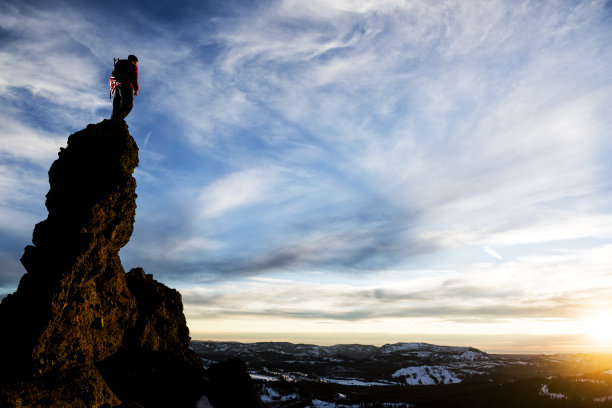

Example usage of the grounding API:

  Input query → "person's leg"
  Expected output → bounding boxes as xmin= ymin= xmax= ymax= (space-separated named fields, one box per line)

xmin=121 ymin=86 xmax=133 ymax=119
xmin=111 ymin=85 xmax=134 ymax=120
xmin=111 ymin=87 xmax=122 ymax=119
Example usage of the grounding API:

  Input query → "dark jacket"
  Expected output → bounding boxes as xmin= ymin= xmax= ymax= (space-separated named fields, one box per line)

xmin=113 ymin=59 xmax=139 ymax=93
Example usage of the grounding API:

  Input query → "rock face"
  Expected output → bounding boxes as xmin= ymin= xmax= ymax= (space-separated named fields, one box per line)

xmin=0 ymin=120 xmax=142 ymax=408
xmin=0 ymin=120 xmax=261 ymax=407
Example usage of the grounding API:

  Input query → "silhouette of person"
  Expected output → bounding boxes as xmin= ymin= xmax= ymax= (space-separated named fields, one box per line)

xmin=111 ymin=55 xmax=139 ymax=120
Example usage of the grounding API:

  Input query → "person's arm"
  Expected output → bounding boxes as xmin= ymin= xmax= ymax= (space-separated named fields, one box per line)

xmin=132 ymin=64 xmax=139 ymax=96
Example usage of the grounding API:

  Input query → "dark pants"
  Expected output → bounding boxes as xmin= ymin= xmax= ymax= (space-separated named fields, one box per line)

xmin=111 ymin=83 xmax=134 ymax=120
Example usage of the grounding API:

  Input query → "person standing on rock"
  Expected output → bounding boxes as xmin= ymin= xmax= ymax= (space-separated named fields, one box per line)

xmin=110 ymin=54 xmax=139 ymax=120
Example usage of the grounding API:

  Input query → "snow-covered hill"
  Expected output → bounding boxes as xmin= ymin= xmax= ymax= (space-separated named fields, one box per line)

xmin=376 ymin=342 xmax=488 ymax=361
xmin=191 ymin=340 xmax=493 ymax=388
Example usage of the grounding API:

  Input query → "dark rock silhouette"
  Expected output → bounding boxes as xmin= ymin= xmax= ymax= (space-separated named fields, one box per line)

xmin=0 ymin=120 xmax=262 ymax=407
xmin=0 ymin=120 xmax=141 ymax=407
xmin=204 ymin=358 xmax=265 ymax=408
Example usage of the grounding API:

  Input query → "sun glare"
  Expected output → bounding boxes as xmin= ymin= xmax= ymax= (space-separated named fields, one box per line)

xmin=581 ymin=311 xmax=612 ymax=343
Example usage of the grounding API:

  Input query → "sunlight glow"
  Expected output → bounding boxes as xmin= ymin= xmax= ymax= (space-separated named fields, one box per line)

xmin=581 ymin=311 xmax=612 ymax=344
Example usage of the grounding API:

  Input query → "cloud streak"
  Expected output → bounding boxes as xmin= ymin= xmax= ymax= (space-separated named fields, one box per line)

xmin=482 ymin=246 xmax=502 ymax=260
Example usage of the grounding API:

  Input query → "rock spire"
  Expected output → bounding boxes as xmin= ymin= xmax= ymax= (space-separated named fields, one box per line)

xmin=0 ymin=120 xmax=260 ymax=407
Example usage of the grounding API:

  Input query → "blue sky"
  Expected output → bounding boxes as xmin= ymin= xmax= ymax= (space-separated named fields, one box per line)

xmin=1 ymin=0 xmax=612 ymax=353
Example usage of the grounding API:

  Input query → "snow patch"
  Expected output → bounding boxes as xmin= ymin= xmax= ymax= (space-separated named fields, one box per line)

xmin=539 ymin=384 xmax=567 ymax=400
xmin=307 ymin=401 xmax=411 ymax=408
xmin=259 ymin=385 xmax=298 ymax=403
xmin=392 ymin=366 xmax=461 ymax=385
xmin=454 ymin=350 xmax=487 ymax=361
xmin=196 ymin=395 xmax=214 ymax=408
xmin=381 ymin=343 xmax=429 ymax=353
xmin=250 ymin=371 xmax=298 ymax=382
xmin=251 ymin=373 xmax=281 ymax=382
xmin=307 ymin=400 xmax=336 ymax=408
xmin=320 ymin=377 xmax=396 ymax=386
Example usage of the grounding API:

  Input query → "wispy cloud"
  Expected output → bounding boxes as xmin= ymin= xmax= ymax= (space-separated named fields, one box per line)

xmin=196 ymin=167 xmax=290 ymax=220
xmin=483 ymin=247 xmax=502 ymax=260
xmin=180 ymin=243 xmax=612 ymax=331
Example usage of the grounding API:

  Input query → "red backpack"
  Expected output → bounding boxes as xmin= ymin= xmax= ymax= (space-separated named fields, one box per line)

xmin=109 ymin=58 xmax=131 ymax=97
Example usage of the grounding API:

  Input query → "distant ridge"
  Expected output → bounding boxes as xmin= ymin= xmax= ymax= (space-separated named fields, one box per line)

xmin=192 ymin=340 xmax=489 ymax=361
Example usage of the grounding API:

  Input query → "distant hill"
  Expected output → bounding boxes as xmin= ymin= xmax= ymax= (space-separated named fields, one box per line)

xmin=192 ymin=340 xmax=490 ymax=386
xmin=192 ymin=340 xmax=612 ymax=407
